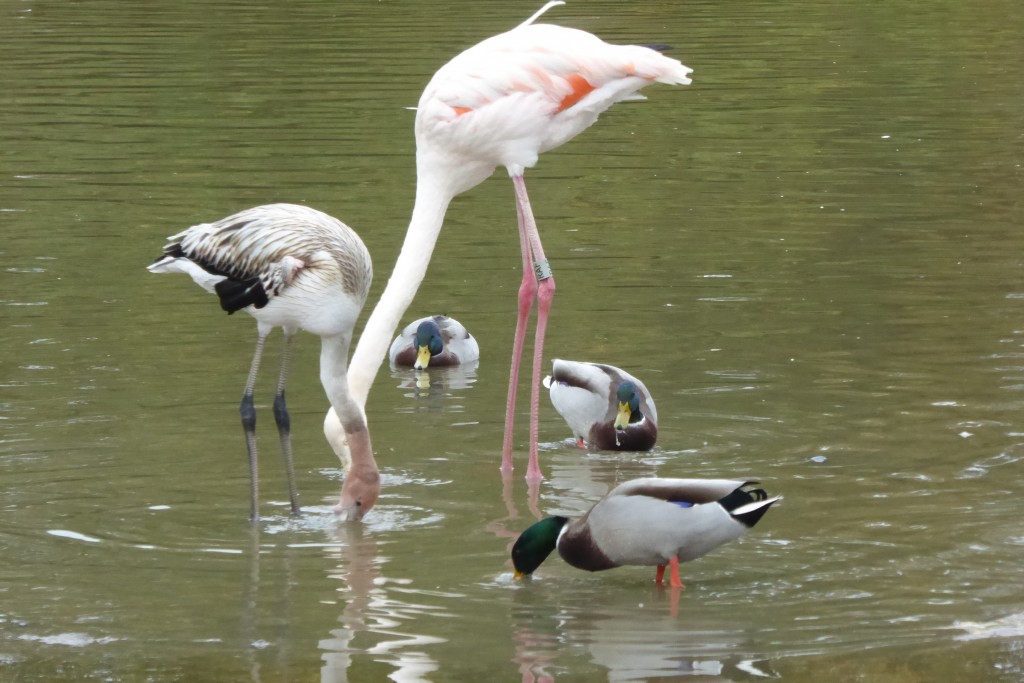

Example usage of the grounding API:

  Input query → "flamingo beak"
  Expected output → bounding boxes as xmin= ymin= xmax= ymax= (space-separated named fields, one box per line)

xmin=335 ymin=462 xmax=381 ymax=522
xmin=333 ymin=501 xmax=364 ymax=522
xmin=414 ymin=345 xmax=432 ymax=370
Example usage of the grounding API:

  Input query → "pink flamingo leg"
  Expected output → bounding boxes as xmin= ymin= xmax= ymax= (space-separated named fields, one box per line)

xmin=654 ymin=564 xmax=666 ymax=586
xmin=668 ymin=556 xmax=685 ymax=589
xmin=501 ymin=177 xmax=539 ymax=474
xmin=512 ymin=175 xmax=555 ymax=483
xmin=528 ymin=278 xmax=554 ymax=481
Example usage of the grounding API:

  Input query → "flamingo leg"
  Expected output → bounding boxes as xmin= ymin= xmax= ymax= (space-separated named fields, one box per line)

xmin=668 ymin=556 xmax=685 ymax=589
xmin=513 ymin=174 xmax=555 ymax=483
xmin=241 ymin=331 xmax=269 ymax=522
xmin=502 ymin=175 xmax=539 ymax=474
xmin=654 ymin=564 xmax=666 ymax=586
xmin=273 ymin=331 xmax=301 ymax=516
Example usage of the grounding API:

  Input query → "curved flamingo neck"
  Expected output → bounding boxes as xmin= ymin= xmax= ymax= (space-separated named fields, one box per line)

xmin=319 ymin=334 xmax=364 ymax=434
xmin=347 ymin=167 xmax=457 ymax=408
xmin=322 ymin=333 xmax=381 ymax=518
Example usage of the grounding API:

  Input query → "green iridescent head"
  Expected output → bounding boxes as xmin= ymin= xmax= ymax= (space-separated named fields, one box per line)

xmin=413 ymin=320 xmax=444 ymax=369
xmin=614 ymin=381 xmax=641 ymax=430
xmin=511 ymin=516 xmax=569 ymax=578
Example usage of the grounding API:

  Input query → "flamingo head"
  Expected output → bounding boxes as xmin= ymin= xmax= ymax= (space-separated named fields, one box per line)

xmin=335 ymin=465 xmax=380 ymax=521
xmin=334 ymin=426 xmax=380 ymax=521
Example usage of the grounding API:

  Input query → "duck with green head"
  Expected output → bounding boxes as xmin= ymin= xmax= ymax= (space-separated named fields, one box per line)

xmin=511 ymin=478 xmax=780 ymax=587
xmin=388 ymin=315 xmax=479 ymax=370
xmin=543 ymin=359 xmax=657 ymax=450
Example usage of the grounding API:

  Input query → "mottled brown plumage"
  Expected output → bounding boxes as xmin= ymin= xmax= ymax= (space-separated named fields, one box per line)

xmin=148 ymin=203 xmax=379 ymax=521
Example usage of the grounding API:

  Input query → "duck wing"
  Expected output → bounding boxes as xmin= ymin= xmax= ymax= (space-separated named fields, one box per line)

xmin=607 ymin=477 xmax=759 ymax=505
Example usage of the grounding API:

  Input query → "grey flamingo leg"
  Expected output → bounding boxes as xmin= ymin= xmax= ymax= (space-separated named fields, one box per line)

xmin=274 ymin=331 xmax=300 ymax=516
xmin=242 ymin=331 xmax=268 ymax=522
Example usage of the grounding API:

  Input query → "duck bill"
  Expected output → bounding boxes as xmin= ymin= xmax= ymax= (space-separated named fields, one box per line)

xmin=614 ymin=402 xmax=631 ymax=430
xmin=513 ymin=570 xmax=526 ymax=580
xmin=414 ymin=345 xmax=432 ymax=370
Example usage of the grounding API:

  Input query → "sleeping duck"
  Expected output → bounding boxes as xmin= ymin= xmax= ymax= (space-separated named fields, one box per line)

xmin=543 ymin=359 xmax=657 ymax=451
xmin=511 ymin=478 xmax=780 ymax=587
xmin=388 ymin=315 xmax=479 ymax=369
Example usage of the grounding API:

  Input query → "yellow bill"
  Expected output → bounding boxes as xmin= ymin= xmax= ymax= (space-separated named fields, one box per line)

xmin=415 ymin=344 xmax=432 ymax=370
xmin=614 ymin=401 xmax=631 ymax=430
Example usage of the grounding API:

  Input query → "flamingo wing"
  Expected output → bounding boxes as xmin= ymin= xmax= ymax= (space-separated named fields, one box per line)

xmin=416 ymin=23 xmax=692 ymax=174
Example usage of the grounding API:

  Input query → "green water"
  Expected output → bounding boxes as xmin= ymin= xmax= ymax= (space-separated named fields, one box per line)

xmin=2 ymin=0 xmax=1023 ymax=680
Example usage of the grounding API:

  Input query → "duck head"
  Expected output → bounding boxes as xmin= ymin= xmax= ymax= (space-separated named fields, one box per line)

xmin=511 ymin=516 xmax=569 ymax=578
xmin=414 ymin=319 xmax=445 ymax=369
xmin=613 ymin=381 xmax=642 ymax=431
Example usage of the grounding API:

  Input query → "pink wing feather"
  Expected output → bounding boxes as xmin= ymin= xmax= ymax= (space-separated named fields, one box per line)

xmin=416 ymin=23 xmax=692 ymax=176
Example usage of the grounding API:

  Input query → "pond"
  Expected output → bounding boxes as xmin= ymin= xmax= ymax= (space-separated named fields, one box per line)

xmin=2 ymin=0 xmax=1023 ymax=680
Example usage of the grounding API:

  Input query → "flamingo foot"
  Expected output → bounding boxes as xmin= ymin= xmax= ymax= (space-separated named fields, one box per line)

xmin=525 ymin=457 xmax=544 ymax=483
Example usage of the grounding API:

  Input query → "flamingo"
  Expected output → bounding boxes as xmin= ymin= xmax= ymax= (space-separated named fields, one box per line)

xmin=147 ymin=203 xmax=380 ymax=521
xmin=330 ymin=1 xmax=693 ymax=482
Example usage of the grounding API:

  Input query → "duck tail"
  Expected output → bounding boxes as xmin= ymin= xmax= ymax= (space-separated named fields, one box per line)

xmin=719 ymin=486 xmax=781 ymax=528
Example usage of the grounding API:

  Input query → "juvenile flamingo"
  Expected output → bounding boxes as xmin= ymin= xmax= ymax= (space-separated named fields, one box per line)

xmin=148 ymin=203 xmax=379 ymax=521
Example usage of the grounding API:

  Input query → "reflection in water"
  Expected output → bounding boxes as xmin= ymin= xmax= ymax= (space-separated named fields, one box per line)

xmin=388 ymin=361 xmax=480 ymax=404
xmin=541 ymin=454 xmax=664 ymax=517
xmin=577 ymin=611 xmax=779 ymax=682
xmin=509 ymin=583 xmax=781 ymax=682
xmin=241 ymin=525 xmax=302 ymax=682
xmin=242 ymin=528 xmax=261 ymax=683
xmin=509 ymin=591 xmax=560 ymax=683
xmin=319 ymin=522 xmax=444 ymax=683
xmin=3 ymin=0 xmax=1024 ymax=678
xmin=954 ymin=612 xmax=1024 ymax=642
xmin=499 ymin=472 xmax=542 ymax=527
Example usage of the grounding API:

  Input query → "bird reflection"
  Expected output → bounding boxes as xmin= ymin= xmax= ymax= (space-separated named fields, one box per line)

xmin=509 ymin=579 xmax=778 ymax=681
xmin=242 ymin=526 xmax=263 ymax=683
xmin=510 ymin=591 xmax=560 ymax=683
xmin=390 ymin=361 xmax=479 ymax=402
xmin=484 ymin=472 xmax=543 ymax=554
xmin=494 ymin=428 xmax=661 ymax=537
xmin=239 ymin=524 xmax=301 ymax=682
xmin=319 ymin=521 xmax=443 ymax=683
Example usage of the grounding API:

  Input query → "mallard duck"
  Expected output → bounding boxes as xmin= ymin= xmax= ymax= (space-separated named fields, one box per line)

xmin=511 ymin=478 xmax=780 ymax=587
xmin=388 ymin=315 xmax=479 ymax=369
xmin=543 ymin=359 xmax=657 ymax=451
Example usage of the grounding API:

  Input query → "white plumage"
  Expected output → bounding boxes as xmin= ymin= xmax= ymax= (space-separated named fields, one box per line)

xmin=387 ymin=315 xmax=480 ymax=369
xmin=512 ymin=478 xmax=781 ymax=587
xmin=544 ymin=359 xmax=658 ymax=451
xmin=148 ymin=203 xmax=379 ymax=521
xmin=336 ymin=3 xmax=692 ymax=482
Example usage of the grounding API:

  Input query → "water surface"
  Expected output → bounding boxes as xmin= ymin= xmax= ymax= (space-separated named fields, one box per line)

xmin=2 ymin=0 xmax=1023 ymax=680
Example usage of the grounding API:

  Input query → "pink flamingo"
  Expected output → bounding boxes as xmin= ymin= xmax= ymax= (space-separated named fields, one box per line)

xmin=330 ymin=1 xmax=692 ymax=488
